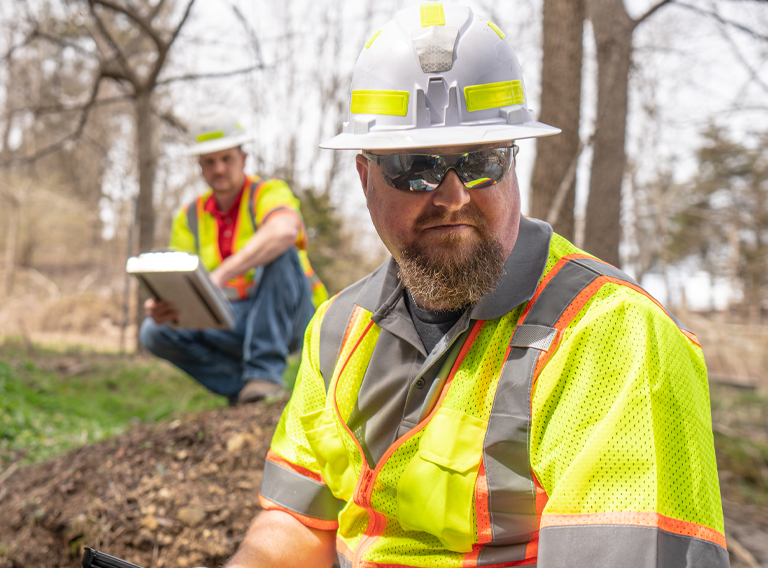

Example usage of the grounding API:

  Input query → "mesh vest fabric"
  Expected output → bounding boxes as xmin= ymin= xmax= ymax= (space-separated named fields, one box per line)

xmin=259 ymin=232 xmax=725 ymax=567
xmin=169 ymin=176 xmax=328 ymax=306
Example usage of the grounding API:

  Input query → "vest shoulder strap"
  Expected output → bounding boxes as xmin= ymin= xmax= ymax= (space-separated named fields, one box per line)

xmin=521 ymin=256 xmax=691 ymax=337
xmin=246 ymin=178 xmax=266 ymax=230
xmin=185 ymin=197 xmax=203 ymax=253
xmin=318 ymin=287 xmax=361 ymax=393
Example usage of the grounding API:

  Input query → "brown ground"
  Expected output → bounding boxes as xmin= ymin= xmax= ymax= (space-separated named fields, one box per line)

xmin=0 ymin=400 xmax=285 ymax=568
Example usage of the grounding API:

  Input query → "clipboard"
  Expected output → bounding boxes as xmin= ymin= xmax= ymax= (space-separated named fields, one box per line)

xmin=126 ymin=252 xmax=236 ymax=330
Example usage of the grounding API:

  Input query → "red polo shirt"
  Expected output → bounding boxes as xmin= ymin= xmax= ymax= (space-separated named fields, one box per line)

xmin=203 ymin=179 xmax=247 ymax=260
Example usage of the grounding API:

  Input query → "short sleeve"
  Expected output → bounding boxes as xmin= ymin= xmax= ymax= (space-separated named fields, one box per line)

xmin=254 ymin=179 xmax=301 ymax=226
xmin=531 ymin=284 xmax=728 ymax=568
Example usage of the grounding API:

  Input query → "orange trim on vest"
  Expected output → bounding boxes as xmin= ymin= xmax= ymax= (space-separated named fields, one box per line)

xmin=343 ymin=320 xmax=486 ymax=566
xmin=540 ymin=511 xmax=726 ymax=549
xmin=474 ymin=458 xmax=492 ymax=544
xmin=266 ymin=449 xmax=326 ymax=484
xmin=257 ymin=494 xmax=339 ymax=531
xmin=519 ymin=254 xmax=596 ymax=322
xmin=336 ymin=537 xmax=354 ymax=564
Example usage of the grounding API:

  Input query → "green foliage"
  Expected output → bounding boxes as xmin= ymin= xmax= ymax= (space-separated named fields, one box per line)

xmin=298 ymin=186 xmax=385 ymax=294
xmin=0 ymin=339 xmax=295 ymax=468
xmin=710 ymin=383 xmax=768 ymax=505
xmin=668 ymin=126 xmax=768 ymax=312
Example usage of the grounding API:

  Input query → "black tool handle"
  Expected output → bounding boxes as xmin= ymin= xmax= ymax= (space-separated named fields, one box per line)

xmin=81 ymin=548 xmax=146 ymax=568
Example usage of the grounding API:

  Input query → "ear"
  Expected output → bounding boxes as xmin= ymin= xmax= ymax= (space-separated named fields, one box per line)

xmin=355 ymin=153 xmax=370 ymax=197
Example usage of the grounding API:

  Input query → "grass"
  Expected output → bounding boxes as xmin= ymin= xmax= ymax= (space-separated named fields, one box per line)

xmin=0 ymin=337 xmax=300 ymax=468
xmin=710 ymin=383 xmax=768 ymax=506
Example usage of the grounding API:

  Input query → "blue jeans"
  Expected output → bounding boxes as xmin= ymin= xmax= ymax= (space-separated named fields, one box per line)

xmin=140 ymin=249 xmax=314 ymax=401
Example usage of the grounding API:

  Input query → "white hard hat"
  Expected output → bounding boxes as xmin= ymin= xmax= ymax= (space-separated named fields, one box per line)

xmin=321 ymin=2 xmax=560 ymax=151
xmin=184 ymin=110 xmax=254 ymax=156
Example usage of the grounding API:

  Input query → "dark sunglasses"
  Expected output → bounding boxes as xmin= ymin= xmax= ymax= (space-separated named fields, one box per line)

xmin=362 ymin=145 xmax=518 ymax=192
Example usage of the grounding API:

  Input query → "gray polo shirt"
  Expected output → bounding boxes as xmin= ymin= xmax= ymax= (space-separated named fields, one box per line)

xmin=326 ymin=215 xmax=552 ymax=467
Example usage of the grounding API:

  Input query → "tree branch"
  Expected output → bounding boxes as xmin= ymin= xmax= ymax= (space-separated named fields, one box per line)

xmin=1 ymin=32 xmax=35 ymax=63
xmin=5 ymin=95 xmax=130 ymax=117
xmin=152 ymin=107 xmax=187 ymax=133
xmin=155 ymin=64 xmax=263 ymax=86
xmin=633 ymin=0 xmax=675 ymax=30
xmin=90 ymin=0 xmax=162 ymax=49
xmin=149 ymin=0 xmax=169 ymax=20
xmin=87 ymin=0 xmax=140 ymax=87
xmin=29 ymin=28 xmax=94 ymax=59
xmin=674 ymin=2 xmax=768 ymax=41
xmin=0 ymin=77 xmax=104 ymax=168
xmin=149 ymin=0 xmax=196 ymax=85
xmin=229 ymin=2 xmax=264 ymax=67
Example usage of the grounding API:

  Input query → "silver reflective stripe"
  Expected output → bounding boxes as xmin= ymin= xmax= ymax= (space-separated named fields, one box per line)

xmin=573 ymin=257 xmax=640 ymax=287
xmin=525 ymin=261 xmax=600 ymax=326
xmin=480 ymin=259 xmax=602 ymax=561
xmin=336 ymin=551 xmax=352 ymax=568
xmin=477 ymin=543 xmax=531 ymax=567
xmin=259 ymin=459 xmax=344 ymax=521
xmin=319 ymin=287 xmax=361 ymax=393
xmin=538 ymin=525 xmax=728 ymax=568
xmin=482 ymin=345 xmax=539 ymax=557
xmin=510 ymin=325 xmax=557 ymax=351
xmin=186 ymin=201 xmax=200 ymax=253
xmin=246 ymin=179 xmax=263 ymax=230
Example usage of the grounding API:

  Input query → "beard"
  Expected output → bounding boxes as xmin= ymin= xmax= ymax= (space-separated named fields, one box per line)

xmin=396 ymin=209 xmax=507 ymax=311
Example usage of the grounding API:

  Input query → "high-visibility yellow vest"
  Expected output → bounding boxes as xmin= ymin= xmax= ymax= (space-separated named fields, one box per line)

xmin=169 ymin=176 xmax=328 ymax=306
xmin=259 ymin=232 xmax=726 ymax=567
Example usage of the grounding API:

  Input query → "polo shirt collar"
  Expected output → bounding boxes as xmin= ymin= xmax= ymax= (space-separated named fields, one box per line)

xmin=355 ymin=215 xmax=553 ymax=322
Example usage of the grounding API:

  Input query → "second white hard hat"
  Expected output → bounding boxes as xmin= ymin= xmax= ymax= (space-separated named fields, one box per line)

xmin=184 ymin=110 xmax=254 ymax=156
xmin=321 ymin=2 xmax=560 ymax=151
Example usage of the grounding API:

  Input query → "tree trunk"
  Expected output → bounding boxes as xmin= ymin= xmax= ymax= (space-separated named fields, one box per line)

xmin=583 ymin=0 xmax=633 ymax=267
xmin=3 ymin=195 xmax=20 ymax=297
xmin=530 ymin=0 xmax=585 ymax=241
xmin=134 ymin=90 xmax=158 ymax=348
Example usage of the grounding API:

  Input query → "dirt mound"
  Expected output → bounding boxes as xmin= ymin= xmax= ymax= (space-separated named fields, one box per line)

xmin=0 ymin=400 xmax=286 ymax=568
xmin=1 ymin=393 xmax=767 ymax=568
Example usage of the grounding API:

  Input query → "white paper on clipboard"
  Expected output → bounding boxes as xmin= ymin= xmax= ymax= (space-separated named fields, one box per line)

xmin=126 ymin=252 xmax=236 ymax=330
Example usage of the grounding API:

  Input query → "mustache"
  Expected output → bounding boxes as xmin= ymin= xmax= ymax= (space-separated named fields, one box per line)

xmin=413 ymin=207 xmax=488 ymax=232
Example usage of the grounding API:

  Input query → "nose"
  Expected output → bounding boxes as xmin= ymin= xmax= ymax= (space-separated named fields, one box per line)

xmin=430 ymin=169 xmax=471 ymax=211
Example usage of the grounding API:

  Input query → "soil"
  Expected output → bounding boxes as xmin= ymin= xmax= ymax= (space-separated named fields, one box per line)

xmin=1 ymin=398 xmax=767 ymax=568
xmin=0 ymin=400 xmax=286 ymax=568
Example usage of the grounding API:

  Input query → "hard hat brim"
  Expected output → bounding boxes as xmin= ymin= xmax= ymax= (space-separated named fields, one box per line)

xmin=319 ymin=121 xmax=560 ymax=151
xmin=184 ymin=134 xmax=255 ymax=156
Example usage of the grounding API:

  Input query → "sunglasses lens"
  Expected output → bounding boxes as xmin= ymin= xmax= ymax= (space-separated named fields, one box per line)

xmin=375 ymin=148 xmax=513 ymax=191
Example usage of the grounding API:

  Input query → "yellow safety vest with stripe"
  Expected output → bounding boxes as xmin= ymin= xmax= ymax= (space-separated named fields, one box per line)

xmin=259 ymin=227 xmax=726 ymax=568
xmin=169 ymin=176 xmax=328 ymax=306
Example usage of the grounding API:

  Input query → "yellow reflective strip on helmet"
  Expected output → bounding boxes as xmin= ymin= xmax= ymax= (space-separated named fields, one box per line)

xmin=351 ymin=90 xmax=410 ymax=116
xmin=464 ymin=80 xmax=524 ymax=112
xmin=420 ymin=2 xmax=445 ymax=26
xmin=365 ymin=29 xmax=382 ymax=49
xmin=196 ymin=130 xmax=225 ymax=143
xmin=488 ymin=20 xmax=505 ymax=39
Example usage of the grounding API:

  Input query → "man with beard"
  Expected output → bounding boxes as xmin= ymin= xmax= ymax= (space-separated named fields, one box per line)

xmin=226 ymin=4 xmax=727 ymax=568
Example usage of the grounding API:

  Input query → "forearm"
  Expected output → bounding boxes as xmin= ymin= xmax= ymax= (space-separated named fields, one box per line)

xmin=225 ymin=510 xmax=337 ymax=568
xmin=214 ymin=212 xmax=300 ymax=283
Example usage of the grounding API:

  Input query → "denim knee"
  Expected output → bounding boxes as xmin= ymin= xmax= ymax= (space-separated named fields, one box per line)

xmin=139 ymin=317 xmax=165 ymax=355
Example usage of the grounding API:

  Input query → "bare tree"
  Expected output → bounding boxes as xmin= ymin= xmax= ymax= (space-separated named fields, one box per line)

xmin=529 ymin=0 xmax=585 ymax=241
xmin=582 ymin=0 xmax=768 ymax=267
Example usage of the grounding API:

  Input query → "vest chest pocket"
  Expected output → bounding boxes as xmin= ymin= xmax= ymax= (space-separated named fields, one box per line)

xmin=397 ymin=407 xmax=487 ymax=553
xmin=300 ymin=407 xmax=358 ymax=502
